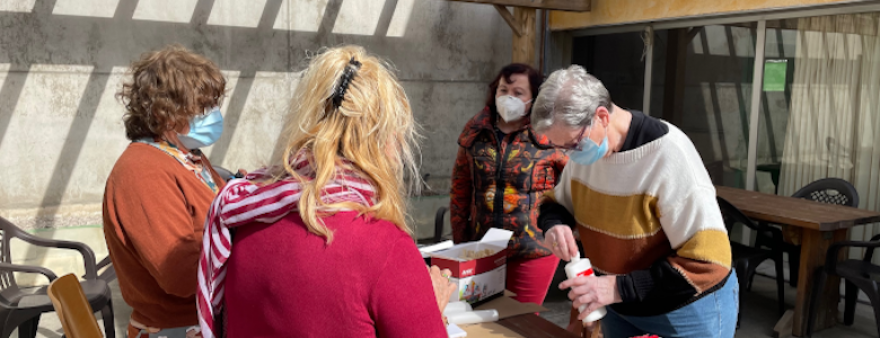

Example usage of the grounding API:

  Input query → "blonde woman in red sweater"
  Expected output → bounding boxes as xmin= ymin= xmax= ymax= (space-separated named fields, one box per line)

xmin=197 ymin=45 xmax=456 ymax=338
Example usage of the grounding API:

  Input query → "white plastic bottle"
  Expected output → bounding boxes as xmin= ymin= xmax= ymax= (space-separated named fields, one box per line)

xmin=443 ymin=301 xmax=473 ymax=315
xmin=564 ymin=256 xmax=607 ymax=323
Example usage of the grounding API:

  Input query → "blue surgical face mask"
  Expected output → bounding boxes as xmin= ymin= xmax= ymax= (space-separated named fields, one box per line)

xmin=569 ymin=122 xmax=608 ymax=166
xmin=178 ymin=107 xmax=223 ymax=149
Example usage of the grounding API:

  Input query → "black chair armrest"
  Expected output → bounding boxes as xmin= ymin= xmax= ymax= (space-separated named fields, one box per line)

xmin=434 ymin=207 xmax=448 ymax=243
xmin=826 ymin=239 xmax=880 ymax=272
xmin=0 ymin=262 xmax=58 ymax=282
xmin=861 ymin=234 xmax=880 ymax=262
xmin=10 ymin=231 xmax=98 ymax=280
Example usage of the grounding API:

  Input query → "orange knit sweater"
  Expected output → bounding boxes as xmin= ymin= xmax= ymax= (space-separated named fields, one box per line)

xmin=103 ymin=143 xmax=224 ymax=328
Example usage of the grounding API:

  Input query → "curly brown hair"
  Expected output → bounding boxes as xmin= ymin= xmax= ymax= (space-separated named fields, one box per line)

xmin=118 ymin=44 xmax=226 ymax=141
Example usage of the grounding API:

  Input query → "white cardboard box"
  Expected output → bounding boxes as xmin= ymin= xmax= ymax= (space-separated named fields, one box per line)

xmin=431 ymin=228 xmax=513 ymax=304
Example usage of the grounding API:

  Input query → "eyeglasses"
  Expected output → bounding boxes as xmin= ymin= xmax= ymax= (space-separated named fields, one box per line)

xmin=553 ymin=124 xmax=590 ymax=153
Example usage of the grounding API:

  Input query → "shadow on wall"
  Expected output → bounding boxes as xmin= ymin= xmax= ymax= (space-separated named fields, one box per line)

xmin=0 ymin=0 xmax=509 ymax=229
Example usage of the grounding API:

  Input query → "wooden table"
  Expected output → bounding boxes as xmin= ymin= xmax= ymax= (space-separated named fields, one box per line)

xmin=716 ymin=186 xmax=880 ymax=337
xmin=463 ymin=313 xmax=579 ymax=338
xmin=498 ymin=314 xmax=580 ymax=338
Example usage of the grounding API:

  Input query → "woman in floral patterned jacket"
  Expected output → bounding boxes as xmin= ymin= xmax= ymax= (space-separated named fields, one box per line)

xmin=450 ymin=63 xmax=568 ymax=306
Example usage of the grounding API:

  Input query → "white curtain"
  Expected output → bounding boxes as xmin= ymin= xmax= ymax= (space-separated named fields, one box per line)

xmin=779 ymin=14 xmax=880 ymax=259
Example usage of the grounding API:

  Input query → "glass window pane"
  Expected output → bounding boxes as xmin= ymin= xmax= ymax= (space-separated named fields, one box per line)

xmin=571 ymin=25 xmax=759 ymax=189
xmin=759 ymin=15 xmax=880 ymax=257
xmin=684 ymin=24 xmax=758 ymax=189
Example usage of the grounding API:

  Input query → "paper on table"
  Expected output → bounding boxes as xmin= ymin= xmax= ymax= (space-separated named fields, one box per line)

xmin=460 ymin=322 xmax=523 ymax=338
xmin=447 ymin=323 xmax=467 ymax=338
xmin=460 ymin=293 xmax=556 ymax=338
xmin=473 ymin=294 xmax=548 ymax=319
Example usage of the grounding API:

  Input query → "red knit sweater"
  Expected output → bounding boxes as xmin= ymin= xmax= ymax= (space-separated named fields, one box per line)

xmin=225 ymin=211 xmax=448 ymax=338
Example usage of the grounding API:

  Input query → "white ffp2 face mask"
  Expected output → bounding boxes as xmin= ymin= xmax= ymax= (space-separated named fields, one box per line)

xmin=495 ymin=95 xmax=531 ymax=122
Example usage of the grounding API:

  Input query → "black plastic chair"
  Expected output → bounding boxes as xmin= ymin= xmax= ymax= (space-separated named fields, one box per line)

xmin=0 ymin=216 xmax=114 ymax=338
xmin=753 ymin=178 xmax=859 ymax=288
xmin=433 ymin=207 xmax=448 ymax=244
xmin=717 ymin=197 xmax=787 ymax=325
xmin=806 ymin=233 xmax=880 ymax=337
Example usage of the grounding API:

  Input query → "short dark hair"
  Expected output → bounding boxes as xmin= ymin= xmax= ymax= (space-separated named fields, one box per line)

xmin=117 ymin=44 xmax=226 ymax=141
xmin=485 ymin=63 xmax=543 ymax=115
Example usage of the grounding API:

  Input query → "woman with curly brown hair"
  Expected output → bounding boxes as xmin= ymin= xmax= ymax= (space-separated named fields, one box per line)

xmin=102 ymin=44 xmax=229 ymax=338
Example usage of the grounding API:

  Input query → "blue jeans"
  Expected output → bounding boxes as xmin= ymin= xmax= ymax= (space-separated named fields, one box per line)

xmin=602 ymin=271 xmax=739 ymax=338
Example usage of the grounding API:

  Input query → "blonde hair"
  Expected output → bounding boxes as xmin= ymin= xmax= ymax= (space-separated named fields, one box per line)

xmin=269 ymin=45 xmax=421 ymax=242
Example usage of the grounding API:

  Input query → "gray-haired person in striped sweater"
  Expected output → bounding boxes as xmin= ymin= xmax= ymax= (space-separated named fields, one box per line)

xmin=531 ymin=65 xmax=737 ymax=338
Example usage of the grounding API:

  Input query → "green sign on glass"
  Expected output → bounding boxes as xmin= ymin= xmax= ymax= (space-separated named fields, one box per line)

xmin=763 ymin=60 xmax=787 ymax=92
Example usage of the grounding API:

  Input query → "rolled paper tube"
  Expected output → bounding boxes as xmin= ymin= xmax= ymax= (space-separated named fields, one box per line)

xmin=446 ymin=309 xmax=500 ymax=325
xmin=419 ymin=240 xmax=454 ymax=255
xmin=443 ymin=302 xmax=473 ymax=315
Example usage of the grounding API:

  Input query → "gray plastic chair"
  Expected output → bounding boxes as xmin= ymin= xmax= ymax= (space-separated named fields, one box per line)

xmin=0 ymin=216 xmax=114 ymax=338
xmin=94 ymin=257 xmax=115 ymax=284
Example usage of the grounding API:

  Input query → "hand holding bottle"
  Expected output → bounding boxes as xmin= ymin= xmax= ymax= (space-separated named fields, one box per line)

xmin=561 ymin=256 xmax=619 ymax=323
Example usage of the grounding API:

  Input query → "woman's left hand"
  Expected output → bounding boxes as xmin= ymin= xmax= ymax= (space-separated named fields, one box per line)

xmin=559 ymin=275 xmax=622 ymax=321
xmin=429 ymin=265 xmax=457 ymax=314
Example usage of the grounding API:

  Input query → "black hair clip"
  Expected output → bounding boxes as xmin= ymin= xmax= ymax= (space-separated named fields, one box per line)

xmin=331 ymin=57 xmax=362 ymax=109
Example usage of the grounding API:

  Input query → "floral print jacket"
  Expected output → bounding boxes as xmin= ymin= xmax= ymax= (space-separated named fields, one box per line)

xmin=450 ymin=108 xmax=568 ymax=260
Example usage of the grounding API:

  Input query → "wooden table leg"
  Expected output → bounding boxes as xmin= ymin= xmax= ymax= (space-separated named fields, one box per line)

xmin=792 ymin=229 xmax=847 ymax=336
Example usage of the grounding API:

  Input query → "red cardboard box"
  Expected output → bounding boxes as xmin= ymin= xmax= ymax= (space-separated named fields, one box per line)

xmin=431 ymin=228 xmax=513 ymax=304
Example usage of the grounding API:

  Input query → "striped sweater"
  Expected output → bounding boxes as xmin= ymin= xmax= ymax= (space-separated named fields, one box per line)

xmin=540 ymin=119 xmax=732 ymax=316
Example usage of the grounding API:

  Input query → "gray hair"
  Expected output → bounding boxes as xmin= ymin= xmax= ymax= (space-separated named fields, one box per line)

xmin=531 ymin=65 xmax=611 ymax=132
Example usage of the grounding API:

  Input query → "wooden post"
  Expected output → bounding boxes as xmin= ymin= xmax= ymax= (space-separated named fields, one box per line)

xmin=494 ymin=5 xmax=522 ymax=37
xmin=444 ymin=0 xmax=589 ymax=69
xmin=512 ymin=7 xmax=536 ymax=67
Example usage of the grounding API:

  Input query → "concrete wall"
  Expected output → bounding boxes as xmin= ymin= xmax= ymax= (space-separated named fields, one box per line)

xmin=0 ymin=0 xmax=511 ymax=233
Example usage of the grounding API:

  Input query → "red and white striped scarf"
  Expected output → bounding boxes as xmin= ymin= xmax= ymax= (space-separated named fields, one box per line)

xmin=197 ymin=152 xmax=376 ymax=338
